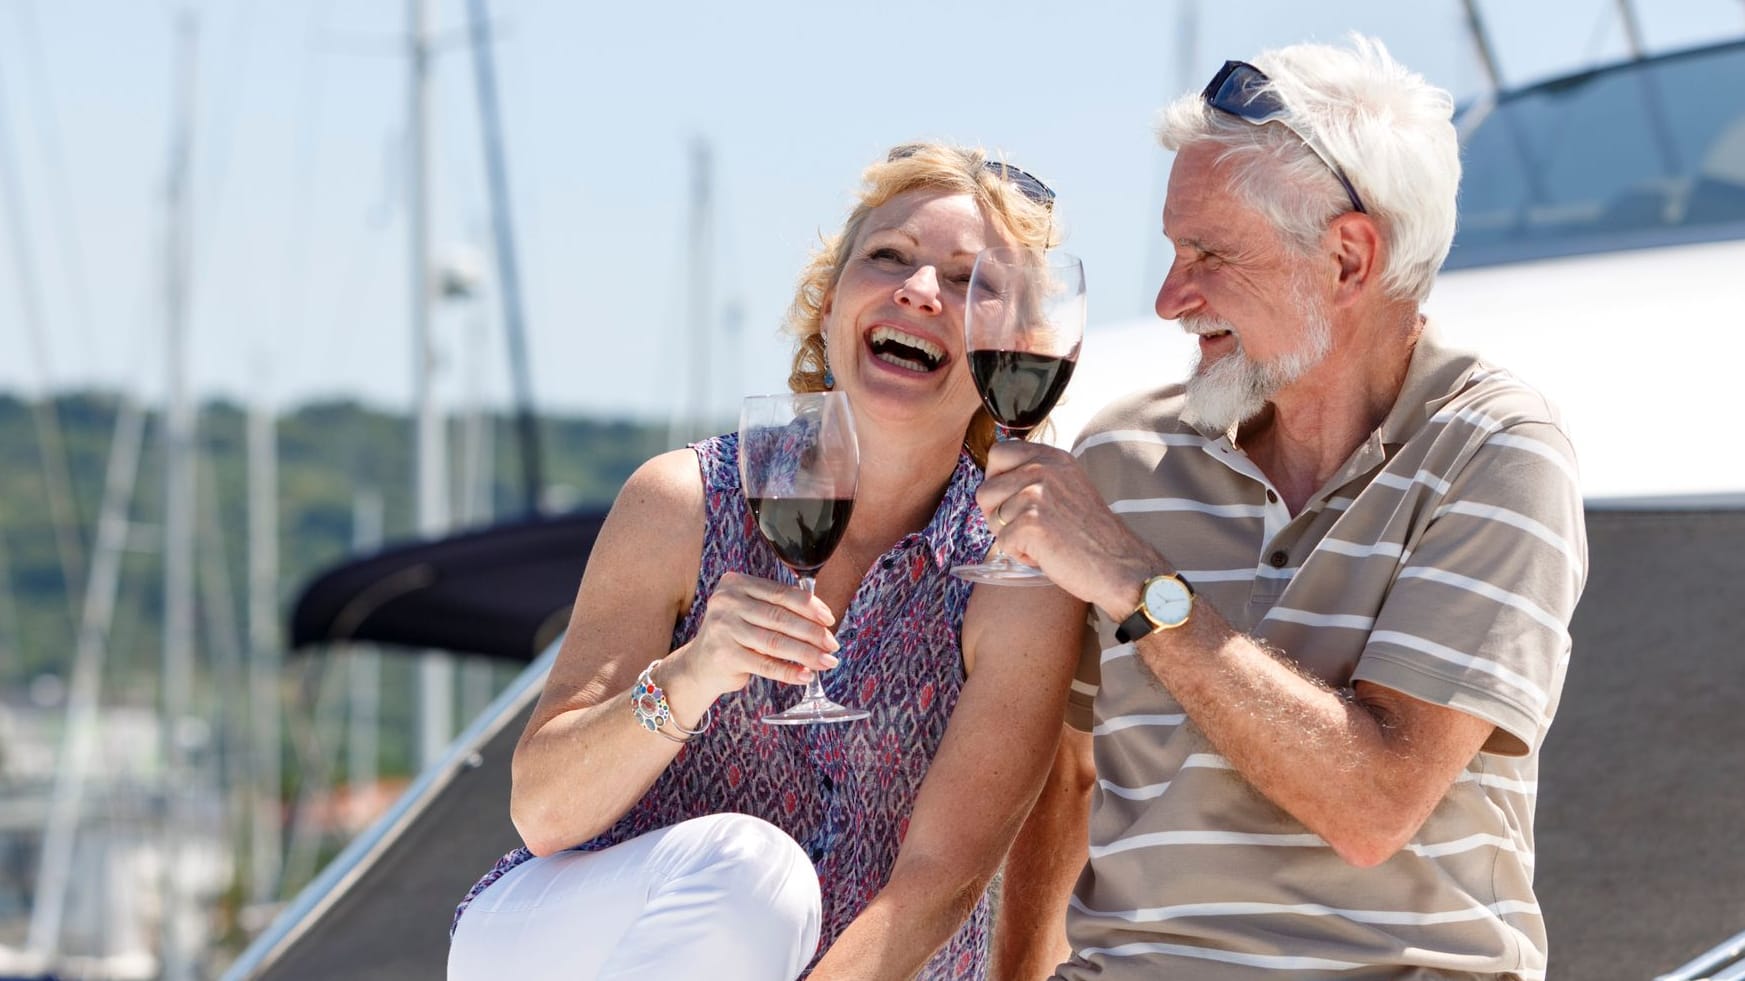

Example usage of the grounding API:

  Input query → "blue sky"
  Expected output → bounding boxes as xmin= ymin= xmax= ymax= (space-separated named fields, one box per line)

xmin=2 ymin=0 xmax=1741 ymax=422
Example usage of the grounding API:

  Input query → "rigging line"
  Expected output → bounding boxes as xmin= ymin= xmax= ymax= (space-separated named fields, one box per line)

xmin=15 ymin=0 xmax=100 ymax=363
xmin=276 ymin=646 xmax=350 ymax=901
xmin=1614 ymin=0 xmax=1648 ymax=60
xmin=1612 ymin=0 xmax=1682 ymax=179
xmin=0 ymin=50 xmax=53 ymax=387
xmin=1526 ymin=3 xmax=1622 ymax=193
xmin=1582 ymin=1 xmax=1618 ymax=67
xmin=13 ymin=1 xmax=165 ymax=412
xmin=0 ymin=48 xmax=89 ymax=625
xmin=317 ymin=193 xmax=394 ymax=386
xmin=314 ymin=130 xmax=396 ymax=382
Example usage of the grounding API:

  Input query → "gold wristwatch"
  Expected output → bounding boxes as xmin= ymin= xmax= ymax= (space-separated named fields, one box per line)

xmin=1114 ymin=573 xmax=1195 ymax=643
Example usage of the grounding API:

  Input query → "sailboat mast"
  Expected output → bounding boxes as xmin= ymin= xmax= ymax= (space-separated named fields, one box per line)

xmin=466 ymin=0 xmax=543 ymax=515
xmin=24 ymin=400 xmax=147 ymax=966
xmin=667 ymin=137 xmax=713 ymax=448
xmin=160 ymin=10 xmax=200 ymax=980
xmin=247 ymin=395 xmax=281 ymax=905
xmin=409 ymin=0 xmax=455 ymax=770
xmin=690 ymin=139 xmax=713 ymax=437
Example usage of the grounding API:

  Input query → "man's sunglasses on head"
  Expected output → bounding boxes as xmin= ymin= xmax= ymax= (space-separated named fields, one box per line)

xmin=1201 ymin=59 xmax=1368 ymax=215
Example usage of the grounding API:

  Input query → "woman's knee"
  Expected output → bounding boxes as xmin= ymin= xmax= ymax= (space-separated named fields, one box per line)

xmin=662 ymin=814 xmax=822 ymax=947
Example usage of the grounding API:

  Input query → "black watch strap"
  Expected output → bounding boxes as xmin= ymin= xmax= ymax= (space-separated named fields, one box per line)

xmin=1114 ymin=609 xmax=1154 ymax=644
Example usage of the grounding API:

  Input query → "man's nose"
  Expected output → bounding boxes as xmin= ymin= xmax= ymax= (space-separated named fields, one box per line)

xmin=1154 ymin=263 xmax=1200 ymax=321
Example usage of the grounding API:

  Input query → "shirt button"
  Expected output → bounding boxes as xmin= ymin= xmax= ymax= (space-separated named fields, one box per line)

xmin=1265 ymin=490 xmax=1278 ymax=504
xmin=1268 ymin=550 xmax=1288 ymax=568
xmin=821 ymin=776 xmax=834 ymax=792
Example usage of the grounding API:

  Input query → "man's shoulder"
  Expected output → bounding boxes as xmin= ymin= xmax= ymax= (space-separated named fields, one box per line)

xmin=1073 ymin=382 xmax=1192 ymax=448
xmin=1410 ymin=329 xmax=1572 ymax=437
xmin=1390 ymin=343 xmax=1583 ymax=504
xmin=1424 ymin=357 xmax=1576 ymax=456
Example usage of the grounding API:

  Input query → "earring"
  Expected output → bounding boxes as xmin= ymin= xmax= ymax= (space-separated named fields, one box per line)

xmin=821 ymin=337 xmax=835 ymax=389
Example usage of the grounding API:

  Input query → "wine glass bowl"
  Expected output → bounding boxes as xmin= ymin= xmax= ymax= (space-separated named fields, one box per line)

xmin=952 ymin=247 xmax=1086 ymax=585
xmin=738 ymin=392 xmax=869 ymax=724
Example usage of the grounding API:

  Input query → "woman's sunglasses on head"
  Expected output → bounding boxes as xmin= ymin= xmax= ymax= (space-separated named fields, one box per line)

xmin=886 ymin=144 xmax=1057 ymax=211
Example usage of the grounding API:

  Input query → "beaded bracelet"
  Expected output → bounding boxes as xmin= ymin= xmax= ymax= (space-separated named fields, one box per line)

xmin=630 ymin=658 xmax=711 ymax=743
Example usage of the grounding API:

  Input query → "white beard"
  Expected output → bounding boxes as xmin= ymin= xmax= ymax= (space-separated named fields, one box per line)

xmin=1180 ymin=278 xmax=1333 ymax=434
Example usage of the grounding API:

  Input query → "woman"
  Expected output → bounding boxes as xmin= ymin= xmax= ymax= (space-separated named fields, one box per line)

xmin=447 ymin=143 xmax=1085 ymax=980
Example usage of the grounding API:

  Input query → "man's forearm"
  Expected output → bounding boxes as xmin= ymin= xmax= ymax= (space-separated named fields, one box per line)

xmin=1136 ymin=605 xmax=1493 ymax=865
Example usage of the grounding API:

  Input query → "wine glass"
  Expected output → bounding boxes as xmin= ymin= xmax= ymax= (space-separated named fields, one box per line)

xmin=951 ymin=246 xmax=1086 ymax=585
xmin=739 ymin=391 xmax=869 ymax=725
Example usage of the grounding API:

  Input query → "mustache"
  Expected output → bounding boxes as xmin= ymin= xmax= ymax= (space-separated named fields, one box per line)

xmin=1181 ymin=314 xmax=1237 ymax=338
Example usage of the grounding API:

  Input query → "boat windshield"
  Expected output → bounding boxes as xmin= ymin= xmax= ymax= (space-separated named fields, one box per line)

xmin=1448 ymin=39 xmax=1745 ymax=269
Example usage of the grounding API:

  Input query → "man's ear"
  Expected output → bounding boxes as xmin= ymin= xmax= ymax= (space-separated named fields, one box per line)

xmin=1328 ymin=212 xmax=1382 ymax=307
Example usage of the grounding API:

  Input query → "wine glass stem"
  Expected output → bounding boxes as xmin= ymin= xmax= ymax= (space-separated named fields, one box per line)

xmin=989 ymin=426 xmax=1022 ymax=561
xmin=797 ymin=575 xmax=829 ymax=704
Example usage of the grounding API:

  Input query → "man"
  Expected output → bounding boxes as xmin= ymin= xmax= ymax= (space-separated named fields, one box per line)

xmin=985 ymin=37 xmax=1587 ymax=979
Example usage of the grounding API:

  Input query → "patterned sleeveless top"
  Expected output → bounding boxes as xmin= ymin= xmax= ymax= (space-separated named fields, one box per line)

xmin=454 ymin=433 xmax=996 ymax=978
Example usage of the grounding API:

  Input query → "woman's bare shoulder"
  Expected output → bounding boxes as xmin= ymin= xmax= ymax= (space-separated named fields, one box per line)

xmin=541 ymin=448 xmax=708 ymax=698
xmin=613 ymin=448 xmax=706 ymax=521
xmin=588 ymin=448 xmax=710 ymax=578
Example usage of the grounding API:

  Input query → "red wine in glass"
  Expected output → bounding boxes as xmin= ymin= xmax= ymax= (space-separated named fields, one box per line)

xmin=739 ymin=392 xmax=869 ymax=724
xmin=952 ymin=247 xmax=1086 ymax=585
xmin=968 ymin=350 xmax=1078 ymax=433
xmin=746 ymin=497 xmax=855 ymax=575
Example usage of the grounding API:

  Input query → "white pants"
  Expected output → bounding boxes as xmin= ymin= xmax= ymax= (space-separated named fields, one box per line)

xmin=448 ymin=813 xmax=823 ymax=980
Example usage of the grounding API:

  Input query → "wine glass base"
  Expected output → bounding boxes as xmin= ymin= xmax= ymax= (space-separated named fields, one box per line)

xmin=762 ymin=697 xmax=871 ymax=726
xmin=950 ymin=559 xmax=1056 ymax=586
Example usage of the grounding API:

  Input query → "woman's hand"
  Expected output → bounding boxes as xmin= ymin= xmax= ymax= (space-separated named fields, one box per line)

xmin=665 ymin=571 xmax=843 ymax=699
xmin=514 ymin=451 xmax=846 ymax=853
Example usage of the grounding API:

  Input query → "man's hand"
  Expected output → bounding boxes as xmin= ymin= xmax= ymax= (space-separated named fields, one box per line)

xmin=978 ymin=440 xmax=1163 ymax=619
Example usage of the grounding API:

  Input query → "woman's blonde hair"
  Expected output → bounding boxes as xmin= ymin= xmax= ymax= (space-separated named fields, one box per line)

xmin=783 ymin=142 xmax=1059 ymax=466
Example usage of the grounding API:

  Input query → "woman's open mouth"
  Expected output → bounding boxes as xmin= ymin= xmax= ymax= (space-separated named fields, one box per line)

xmin=867 ymin=325 xmax=945 ymax=374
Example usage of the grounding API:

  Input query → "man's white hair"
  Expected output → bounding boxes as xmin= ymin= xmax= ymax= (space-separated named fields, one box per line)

xmin=1156 ymin=35 xmax=1461 ymax=304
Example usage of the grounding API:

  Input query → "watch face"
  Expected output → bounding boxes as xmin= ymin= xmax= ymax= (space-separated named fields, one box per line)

xmin=1144 ymin=577 xmax=1193 ymax=626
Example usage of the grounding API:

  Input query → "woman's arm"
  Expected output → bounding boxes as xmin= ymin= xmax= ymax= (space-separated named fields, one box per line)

xmin=510 ymin=450 xmax=842 ymax=856
xmin=993 ymin=724 xmax=1093 ymax=978
xmin=809 ymin=583 xmax=1087 ymax=980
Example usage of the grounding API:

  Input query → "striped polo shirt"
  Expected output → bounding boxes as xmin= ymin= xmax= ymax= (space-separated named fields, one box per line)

xmin=1056 ymin=329 xmax=1587 ymax=980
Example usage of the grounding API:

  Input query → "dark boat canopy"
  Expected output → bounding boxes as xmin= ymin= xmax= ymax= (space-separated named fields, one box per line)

xmin=288 ymin=510 xmax=608 ymax=662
